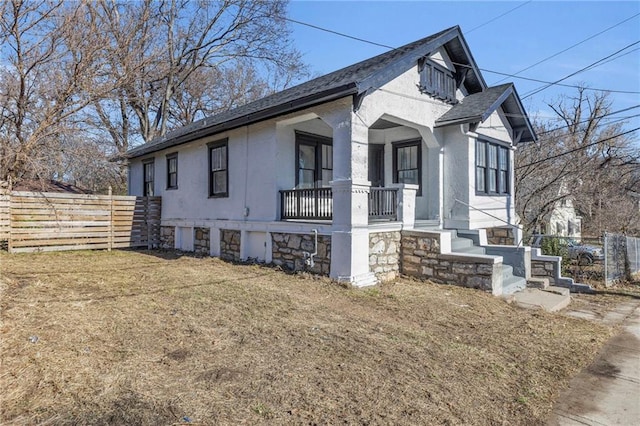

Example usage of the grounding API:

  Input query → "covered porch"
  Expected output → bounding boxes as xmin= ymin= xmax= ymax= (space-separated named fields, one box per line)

xmin=275 ymin=111 xmax=440 ymax=227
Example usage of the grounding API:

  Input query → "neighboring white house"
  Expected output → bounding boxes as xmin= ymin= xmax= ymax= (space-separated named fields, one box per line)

xmin=126 ymin=26 xmax=551 ymax=294
xmin=546 ymin=197 xmax=582 ymax=239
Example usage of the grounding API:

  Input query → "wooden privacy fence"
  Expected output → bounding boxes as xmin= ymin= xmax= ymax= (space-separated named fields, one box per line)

xmin=0 ymin=191 xmax=160 ymax=253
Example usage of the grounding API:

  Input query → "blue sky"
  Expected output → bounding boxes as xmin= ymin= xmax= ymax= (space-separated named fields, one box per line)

xmin=287 ymin=1 xmax=640 ymax=145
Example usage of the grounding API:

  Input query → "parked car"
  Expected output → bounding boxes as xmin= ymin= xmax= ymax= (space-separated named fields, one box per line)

xmin=567 ymin=240 xmax=604 ymax=265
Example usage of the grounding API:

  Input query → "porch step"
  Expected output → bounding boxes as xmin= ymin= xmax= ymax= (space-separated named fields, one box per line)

xmin=502 ymin=273 xmax=527 ymax=296
xmin=451 ymin=236 xmax=474 ymax=251
xmin=453 ymin=245 xmax=486 ymax=255
xmin=511 ymin=288 xmax=571 ymax=312
xmin=527 ymin=277 xmax=550 ymax=289
xmin=543 ymin=286 xmax=570 ymax=297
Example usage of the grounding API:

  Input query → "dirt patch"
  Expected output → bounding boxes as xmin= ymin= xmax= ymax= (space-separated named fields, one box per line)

xmin=0 ymin=250 xmax=615 ymax=425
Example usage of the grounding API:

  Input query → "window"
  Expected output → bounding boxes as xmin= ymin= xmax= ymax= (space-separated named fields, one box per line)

xmin=419 ymin=59 xmax=457 ymax=104
xmin=143 ymin=160 xmax=154 ymax=196
xmin=208 ymin=139 xmax=228 ymax=197
xmin=166 ymin=153 xmax=178 ymax=189
xmin=476 ymin=140 xmax=510 ymax=195
xmin=393 ymin=139 xmax=421 ymax=195
xmin=295 ymin=132 xmax=333 ymax=188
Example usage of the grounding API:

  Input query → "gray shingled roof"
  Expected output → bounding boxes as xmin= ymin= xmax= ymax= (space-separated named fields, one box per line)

xmin=125 ymin=25 xmax=534 ymax=159
xmin=126 ymin=26 xmax=467 ymax=159
xmin=434 ymin=83 xmax=536 ymax=142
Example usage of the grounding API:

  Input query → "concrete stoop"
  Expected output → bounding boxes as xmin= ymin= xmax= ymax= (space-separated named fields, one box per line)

xmin=509 ymin=288 xmax=571 ymax=312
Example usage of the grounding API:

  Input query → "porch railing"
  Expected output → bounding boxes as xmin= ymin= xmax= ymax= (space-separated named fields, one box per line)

xmin=280 ymin=188 xmax=333 ymax=220
xmin=279 ymin=187 xmax=398 ymax=221
xmin=369 ymin=187 xmax=398 ymax=221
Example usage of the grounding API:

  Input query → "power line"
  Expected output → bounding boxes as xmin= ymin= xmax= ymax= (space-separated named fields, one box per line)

xmin=493 ymin=12 xmax=640 ymax=84
xmin=516 ymin=127 xmax=640 ymax=169
xmin=284 ymin=16 xmax=640 ymax=96
xmin=522 ymin=40 xmax=640 ymax=98
xmin=482 ymin=68 xmax=640 ymax=94
xmin=283 ymin=17 xmax=394 ymax=50
xmin=537 ymin=105 xmax=640 ymax=135
xmin=467 ymin=1 xmax=531 ymax=33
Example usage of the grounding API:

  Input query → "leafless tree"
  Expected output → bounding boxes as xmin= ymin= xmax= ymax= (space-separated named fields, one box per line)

xmin=516 ymin=88 xmax=640 ymax=236
xmin=89 ymin=0 xmax=306 ymax=151
xmin=0 ymin=0 xmax=118 ymax=184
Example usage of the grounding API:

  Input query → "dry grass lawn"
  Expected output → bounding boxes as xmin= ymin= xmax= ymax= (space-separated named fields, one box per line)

xmin=0 ymin=250 xmax=618 ymax=425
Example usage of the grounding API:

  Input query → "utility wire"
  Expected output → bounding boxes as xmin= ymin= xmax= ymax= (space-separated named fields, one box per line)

xmin=522 ymin=40 xmax=640 ymax=98
xmin=516 ymin=127 xmax=640 ymax=169
xmin=493 ymin=12 xmax=640 ymax=84
xmin=284 ymin=16 xmax=640 ymax=95
xmin=536 ymin=105 xmax=640 ymax=135
xmin=483 ymin=69 xmax=640 ymax=94
xmin=467 ymin=1 xmax=532 ymax=33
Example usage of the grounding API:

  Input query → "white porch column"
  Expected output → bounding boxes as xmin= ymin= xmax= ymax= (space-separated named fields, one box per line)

xmin=322 ymin=106 xmax=377 ymax=287
xmin=390 ymin=183 xmax=418 ymax=228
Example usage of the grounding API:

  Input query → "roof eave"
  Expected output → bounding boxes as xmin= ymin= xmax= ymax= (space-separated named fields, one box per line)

xmin=126 ymin=83 xmax=359 ymax=159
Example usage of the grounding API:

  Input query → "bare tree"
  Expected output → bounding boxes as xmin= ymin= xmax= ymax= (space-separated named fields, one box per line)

xmin=89 ymin=0 xmax=306 ymax=151
xmin=516 ymin=88 xmax=640 ymax=236
xmin=0 ymin=0 xmax=118 ymax=184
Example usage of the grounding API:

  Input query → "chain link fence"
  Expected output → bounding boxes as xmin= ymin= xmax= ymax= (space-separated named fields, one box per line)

xmin=604 ymin=233 xmax=640 ymax=286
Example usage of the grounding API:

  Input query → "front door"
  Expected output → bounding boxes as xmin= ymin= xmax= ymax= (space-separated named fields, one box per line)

xmin=368 ymin=144 xmax=385 ymax=187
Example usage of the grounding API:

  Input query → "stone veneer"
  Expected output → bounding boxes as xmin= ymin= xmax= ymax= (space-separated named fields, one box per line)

xmin=401 ymin=230 xmax=499 ymax=292
xmin=160 ymin=226 xmax=175 ymax=249
xmin=369 ymin=231 xmax=401 ymax=282
xmin=531 ymin=259 xmax=559 ymax=285
xmin=271 ymin=232 xmax=331 ymax=275
xmin=486 ymin=227 xmax=515 ymax=245
xmin=194 ymin=227 xmax=210 ymax=255
xmin=220 ymin=229 xmax=241 ymax=261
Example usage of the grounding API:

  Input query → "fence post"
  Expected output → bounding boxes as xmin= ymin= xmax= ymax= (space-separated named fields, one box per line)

xmin=7 ymin=191 xmax=12 ymax=253
xmin=108 ymin=186 xmax=113 ymax=252
xmin=603 ymin=232 xmax=609 ymax=287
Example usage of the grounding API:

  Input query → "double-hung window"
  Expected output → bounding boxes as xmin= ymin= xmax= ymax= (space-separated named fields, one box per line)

xmin=393 ymin=139 xmax=422 ymax=195
xmin=143 ymin=160 xmax=154 ymax=196
xmin=208 ymin=139 xmax=228 ymax=197
xmin=476 ymin=140 xmax=510 ymax=195
xmin=166 ymin=153 xmax=178 ymax=190
xmin=295 ymin=132 xmax=333 ymax=188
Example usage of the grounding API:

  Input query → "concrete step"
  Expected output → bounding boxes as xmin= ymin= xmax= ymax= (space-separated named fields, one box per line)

xmin=527 ymin=277 xmax=550 ymax=289
xmin=451 ymin=237 xmax=473 ymax=251
xmin=502 ymin=264 xmax=513 ymax=280
xmin=511 ymin=288 xmax=571 ymax=312
xmin=544 ymin=286 xmax=570 ymax=297
xmin=502 ymin=274 xmax=527 ymax=295
xmin=453 ymin=245 xmax=486 ymax=255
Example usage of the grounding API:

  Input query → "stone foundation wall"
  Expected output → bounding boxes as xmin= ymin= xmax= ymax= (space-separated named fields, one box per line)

xmin=531 ymin=259 xmax=558 ymax=284
xmin=369 ymin=231 xmax=401 ymax=282
xmin=220 ymin=229 xmax=241 ymax=261
xmin=194 ymin=227 xmax=210 ymax=255
xmin=271 ymin=233 xmax=331 ymax=275
xmin=160 ymin=226 xmax=175 ymax=249
xmin=401 ymin=231 xmax=499 ymax=292
xmin=486 ymin=227 xmax=515 ymax=245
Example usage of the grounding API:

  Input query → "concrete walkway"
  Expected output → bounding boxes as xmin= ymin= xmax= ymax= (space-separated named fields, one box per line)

xmin=548 ymin=301 xmax=640 ymax=426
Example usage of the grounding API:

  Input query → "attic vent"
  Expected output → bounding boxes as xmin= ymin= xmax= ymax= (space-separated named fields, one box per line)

xmin=418 ymin=59 xmax=457 ymax=104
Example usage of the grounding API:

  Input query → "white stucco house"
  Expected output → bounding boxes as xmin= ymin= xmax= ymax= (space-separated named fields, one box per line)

xmin=545 ymin=197 xmax=582 ymax=239
xmin=125 ymin=26 xmax=572 ymax=295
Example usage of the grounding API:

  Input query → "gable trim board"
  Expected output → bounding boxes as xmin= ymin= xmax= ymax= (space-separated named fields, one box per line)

xmin=124 ymin=26 xmax=533 ymax=162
